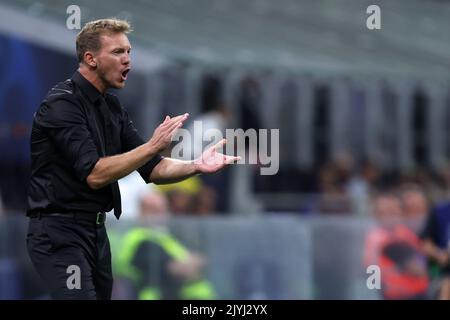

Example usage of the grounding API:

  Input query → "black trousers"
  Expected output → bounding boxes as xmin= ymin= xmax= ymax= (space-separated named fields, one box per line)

xmin=26 ymin=214 xmax=113 ymax=300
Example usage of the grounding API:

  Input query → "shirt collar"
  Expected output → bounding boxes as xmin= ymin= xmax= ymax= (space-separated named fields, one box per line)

xmin=71 ymin=71 xmax=103 ymax=103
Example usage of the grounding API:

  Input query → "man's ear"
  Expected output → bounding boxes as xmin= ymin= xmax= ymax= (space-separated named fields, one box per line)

xmin=84 ymin=51 xmax=97 ymax=68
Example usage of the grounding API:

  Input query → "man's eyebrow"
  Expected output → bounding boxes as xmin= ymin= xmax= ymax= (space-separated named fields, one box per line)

xmin=111 ymin=46 xmax=131 ymax=52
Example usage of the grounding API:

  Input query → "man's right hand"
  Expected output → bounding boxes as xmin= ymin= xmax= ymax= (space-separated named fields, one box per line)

xmin=148 ymin=113 xmax=189 ymax=153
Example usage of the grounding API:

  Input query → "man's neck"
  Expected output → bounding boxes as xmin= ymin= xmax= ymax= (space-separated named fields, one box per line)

xmin=78 ymin=66 xmax=106 ymax=94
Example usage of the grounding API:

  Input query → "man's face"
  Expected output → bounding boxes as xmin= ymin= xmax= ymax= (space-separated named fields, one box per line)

xmin=402 ymin=191 xmax=428 ymax=219
xmin=94 ymin=32 xmax=131 ymax=90
xmin=374 ymin=196 xmax=403 ymax=227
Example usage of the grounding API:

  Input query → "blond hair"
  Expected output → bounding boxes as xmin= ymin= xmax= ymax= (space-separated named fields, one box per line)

xmin=76 ymin=18 xmax=132 ymax=63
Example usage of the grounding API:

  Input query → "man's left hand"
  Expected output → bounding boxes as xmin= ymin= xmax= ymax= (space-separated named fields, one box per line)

xmin=194 ymin=139 xmax=240 ymax=174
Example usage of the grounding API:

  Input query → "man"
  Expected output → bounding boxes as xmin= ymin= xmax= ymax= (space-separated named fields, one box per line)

xmin=400 ymin=185 xmax=429 ymax=235
xmin=363 ymin=193 xmax=429 ymax=300
xmin=26 ymin=18 xmax=239 ymax=300
xmin=420 ymin=201 xmax=450 ymax=299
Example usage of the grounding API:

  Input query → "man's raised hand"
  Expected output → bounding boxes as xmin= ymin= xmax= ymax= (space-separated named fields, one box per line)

xmin=148 ymin=113 xmax=189 ymax=153
xmin=194 ymin=139 xmax=241 ymax=174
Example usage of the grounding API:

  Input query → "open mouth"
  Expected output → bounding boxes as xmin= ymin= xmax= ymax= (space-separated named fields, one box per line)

xmin=121 ymin=68 xmax=130 ymax=80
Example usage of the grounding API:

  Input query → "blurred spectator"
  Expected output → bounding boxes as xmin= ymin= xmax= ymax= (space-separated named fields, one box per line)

xmin=238 ymin=76 xmax=262 ymax=133
xmin=118 ymin=171 xmax=155 ymax=220
xmin=185 ymin=103 xmax=231 ymax=160
xmin=184 ymin=103 xmax=232 ymax=213
xmin=179 ymin=74 xmax=232 ymax=213
xmin=192 ymin=185 xmax=217 ymax=216
xmin=400 ymin=185 xmax=430 ymax=235
xmin=420 ymin=200 xmax=450 ymax=299
xmin=435 ymin=162 xmax=450 ymax=202
xmin=316 ymin=162 xmax=353 ymax=214
xmin=363 ymin=193 xmax=429 ymax=299
xmin=398 ymin=167 xmax=440 ymax=205
xmin=157 ymin=176 xmax=201 ymax=215
xmin=114 ymin=189 xmax=216 ymax=299
xmin=157 ymin=176 xmax=217 ymax=215
xmin=349 ymin=159 xmax=383 ymax=215
xmin=336 ymin=151 xmax=379 ymax=216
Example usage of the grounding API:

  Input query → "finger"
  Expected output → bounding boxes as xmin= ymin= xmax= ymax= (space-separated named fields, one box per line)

xmin=161 ymin=113 xmax=188 ymax=130
xmin=168 ymin=128 xmax=181 ymax=141
xmin=160 ymin=114 xmax=185 ymax=133
xmin=225 ymin=155 xmax=241 ymax=164
xmin=213 ymin=138 xmax=227 ymax=151
xmin=160 ymin=115 xmax=170 ymax=127
xmin=168 ymin=113 xmax=189 ymax=124
xmin=166 ymin=117 xmax=186 ymax=134
xmin=168 ymin=121 xmax=185 ymax=139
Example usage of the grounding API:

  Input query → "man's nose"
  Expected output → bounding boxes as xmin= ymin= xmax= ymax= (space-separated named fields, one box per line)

xmin=123 ymin=53 xmax=130 ymax=65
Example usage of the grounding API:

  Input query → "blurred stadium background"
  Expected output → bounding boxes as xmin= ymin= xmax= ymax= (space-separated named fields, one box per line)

xmin=1 ymin=0 xmax=450 ymax=299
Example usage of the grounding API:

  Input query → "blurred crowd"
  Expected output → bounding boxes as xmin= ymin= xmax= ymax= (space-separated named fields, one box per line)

xmin=111 ymin=180 xmax=217 ymax=300
xmin=2 ymin=70 xmax=450 ymax=299
xmin=116 ymin=160 xmax=450 ymax=300
xmin=3 ymin=71 xmax=450 ymax=217
xmin=363 ymin=185 xmax=450 ymax=300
